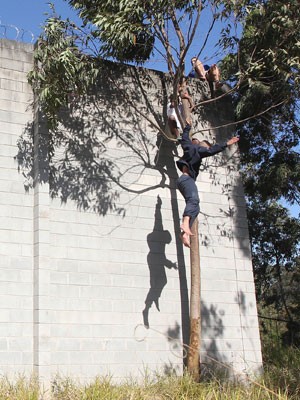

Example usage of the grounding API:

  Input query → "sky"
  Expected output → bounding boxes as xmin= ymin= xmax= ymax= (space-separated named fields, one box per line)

xmin=0 ymin=1 xmax=79 ymax=41
xmin=1 ymin=1 xmax=299 ymax=218
xmin=0 ymin=0 xmax=228 ymax=73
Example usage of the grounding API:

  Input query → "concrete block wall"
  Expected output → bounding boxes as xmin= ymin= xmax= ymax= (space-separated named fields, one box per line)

xmin=0 ymin=39 xmax=34 ymax=377
xmin=0 ymin=38 xmax=262 ymax=382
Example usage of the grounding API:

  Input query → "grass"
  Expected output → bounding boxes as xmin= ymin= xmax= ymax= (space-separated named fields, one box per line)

xmin=0 ymin=346 xmax=299 ymax=400
xmin=0 ymin=376 xmax=39 ymax=400
xmin=48 ymin=375 xmax=289 ymax=400
xmin=261 ymin=344 xmax=300 ymax=399
xmin=0 ymin=373 xmax=296 ymax=400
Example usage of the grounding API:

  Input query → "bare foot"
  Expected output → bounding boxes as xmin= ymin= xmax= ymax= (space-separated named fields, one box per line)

xmin=180 ymin=232 xmax=190 ymax=248
xmin=180 ymin=224 xmax=193 ymax=236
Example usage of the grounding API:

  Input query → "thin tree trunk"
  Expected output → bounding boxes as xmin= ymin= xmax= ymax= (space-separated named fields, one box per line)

xmin=178 ymin=79 xmax=190 ymax=126
xmin=187 ymin=218 xmax=201 ymax=382
xmin=179 ymin=82 xmax=201 ymax=381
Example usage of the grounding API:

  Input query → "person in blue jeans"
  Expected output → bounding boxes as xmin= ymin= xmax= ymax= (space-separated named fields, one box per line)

xmin=176 ymin=120 xmax=239 ymax=247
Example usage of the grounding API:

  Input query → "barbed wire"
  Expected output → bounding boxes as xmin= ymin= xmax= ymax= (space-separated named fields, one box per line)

xmin=0 ymin=21 xmax=35 ymax=43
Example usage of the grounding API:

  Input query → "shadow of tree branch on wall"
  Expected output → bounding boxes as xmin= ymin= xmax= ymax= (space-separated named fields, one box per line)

xmin=163 ymin=321 xmax=188 ymax=375
xmin=201 ymin=301 xmax=225 ymax=354
xmin=16 ymin=62 xmax=243 ymax=242
xmin=15 ymin=62 xmax=173 ymax=217
xmin=14 ymin=61 xmax=254 ymax=376
xmin=190 ymin=95 xmax=251 ymax=260
xmin=201 ymin=301 xmax=237 ymax=380
xmin=15 ymin=121 xmax=34 ymax=192
xmin=161 ymin=301 xmax=228 ymax=378
xmin=15 ymin=65 xmax=195 ymax=368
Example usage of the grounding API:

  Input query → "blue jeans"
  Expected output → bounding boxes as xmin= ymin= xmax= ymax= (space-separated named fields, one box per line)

xmin=177 ymin=174 xmax=200 ymax=229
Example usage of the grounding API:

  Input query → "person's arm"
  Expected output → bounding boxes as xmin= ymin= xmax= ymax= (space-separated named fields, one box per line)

xmin=198 ymin=136 xmax=239 ymax=158
xmin=181 ymin=123 xmax=191 ymax=139
xmin=179 ymin=123 xmax=192 ymax=147
xmin=198 ymin=143 xmax=227 ymax=157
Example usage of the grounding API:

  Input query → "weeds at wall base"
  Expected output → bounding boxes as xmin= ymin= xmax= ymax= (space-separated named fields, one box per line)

xmin=1 ymin=345 xmax=299 ymax=400
xmin=0 ymin=366 xmax=299 ymax=400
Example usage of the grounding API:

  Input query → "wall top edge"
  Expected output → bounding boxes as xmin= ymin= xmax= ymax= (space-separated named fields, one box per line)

xmin=0 ymin=38 xmax=34 ymax=52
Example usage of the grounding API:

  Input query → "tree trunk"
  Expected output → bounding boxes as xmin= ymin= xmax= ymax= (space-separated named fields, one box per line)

xmin=187 ymin=218 xmax=201 ymax=382
xmin=179 ymin=79 xmax=201 ymax=381
xmin=178 ymin=78 xmax=191 ymax=125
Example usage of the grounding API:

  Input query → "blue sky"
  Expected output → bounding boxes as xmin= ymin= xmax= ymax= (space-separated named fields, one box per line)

xmin=0 ymin=1 xmax=79 ymax=42
xmin=0 ymin=0 xmax=228 ymax=72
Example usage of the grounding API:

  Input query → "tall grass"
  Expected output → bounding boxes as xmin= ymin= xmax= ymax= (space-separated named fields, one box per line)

xmin=49 ymin=374 xmax=290 ymax=400
xmin=1 ymin=345 xmax=299 ymax=399
xmin=0 ymin=373 xmax=296 ymax=400
xmin=0 ymin=376 xmax=39 ymax=400
xmin=261 ymin=344 xmax=300 ymax=399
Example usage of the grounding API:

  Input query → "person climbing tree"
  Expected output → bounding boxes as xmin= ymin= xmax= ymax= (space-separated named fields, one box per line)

xmin=205 ymin=64 xmax=221 ymax=84
xmin=167 ymin=87 xmax=194 ymax=138
xmin=205 ymin=64 xmax=222 ymax=98
xmin=190 ymin=57 xmax=207 ymax=80
xmin=167 ymin=94 xmax=184 ymax=139
xmin=176 ymin=120 xmax=239 ymax=248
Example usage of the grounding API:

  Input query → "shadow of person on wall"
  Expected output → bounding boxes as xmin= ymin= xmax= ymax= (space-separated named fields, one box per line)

xmin=143 ymin=195 xmax=177 ymax=328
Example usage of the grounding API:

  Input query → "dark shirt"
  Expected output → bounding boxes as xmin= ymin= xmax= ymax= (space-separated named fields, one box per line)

xmin=176 ymin=124 xmax=227 ymax=180
xmin=188 ymin=70 xmax=196 ymax=78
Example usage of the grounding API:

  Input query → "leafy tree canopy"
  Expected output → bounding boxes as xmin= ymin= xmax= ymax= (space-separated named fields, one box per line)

xmin=248 ymin=200 xmax=300 ymax=343
xmin=220 ymin=0 xmax=300 ymax=205
xmin=28 ymin=0 xmax=300 ymax=202
xmin=28 ymin=0 xmax=300 ymax=210
xmin=28 ymin=0 xmax=212 ymax=130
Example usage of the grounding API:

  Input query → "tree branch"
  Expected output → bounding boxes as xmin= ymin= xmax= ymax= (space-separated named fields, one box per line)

xmin=192 ymin=99 xmax=287 ymax=134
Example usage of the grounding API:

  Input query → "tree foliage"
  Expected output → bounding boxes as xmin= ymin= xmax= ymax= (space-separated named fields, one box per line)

xmin=28 ymin=0 xmax=208 ymax=130
xmin=225 ymin=1 xmax=300 ymax=344
xmin=248 ymin=201 xmax=300 ymax=344
xmin=220 ymin=0 xmax=300 ymax=205
xmin=28 ymin=8 xmax=100 ymax=130
xmin=67 ymin=0 xmax=155 ymax=63
xmin=67 ymin=0 xmax=201 ymax=65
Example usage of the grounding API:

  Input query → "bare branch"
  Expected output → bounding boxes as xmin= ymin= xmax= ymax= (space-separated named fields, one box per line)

xmin=193 ymin=82 xmax=240 ymax=108
xmin=152 ymin=22 xmax=177 ymax=75
xmin=195 ymin=16 xmax=216 ymax=60
xmin=193 ymin=100 xmax=287 ymax=134
xmin=108 ymin=74 xmax=177 ymax=142
xmin=175 ymin=0 xmax=203 ymax=81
